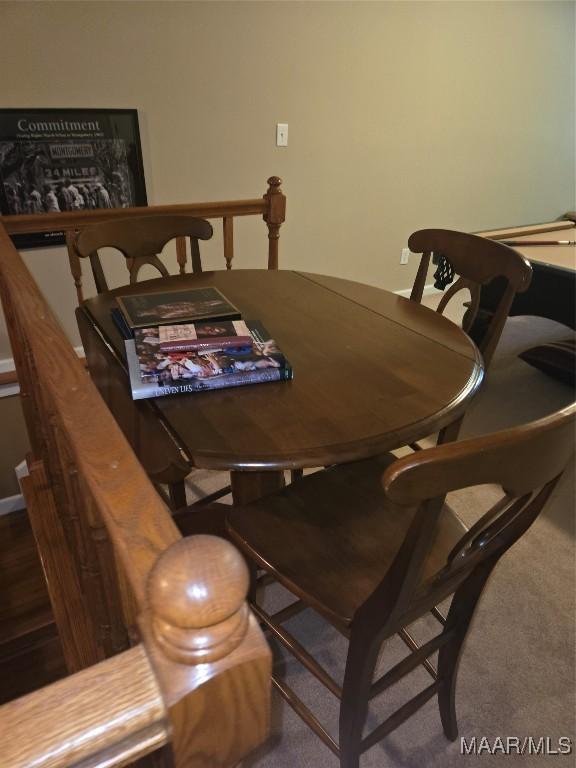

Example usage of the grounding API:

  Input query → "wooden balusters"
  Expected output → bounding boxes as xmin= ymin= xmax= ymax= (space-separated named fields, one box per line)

xmin=0 ymin=290 xmax=43 ymax=456
xmin=20 ymin=458 xmax=101 ymax=673
xmin=223 ymin=216 xmax=234 ymax=269
xmin=69 ymin=467 xmax=130 ymax=655
xmin=263 ymin=176 xmax=286 ymax=270
xmin=66 ymin=230 xmax=84 ymax=304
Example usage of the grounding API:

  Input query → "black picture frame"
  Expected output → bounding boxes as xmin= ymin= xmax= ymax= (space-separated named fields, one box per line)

xmin=0 ymin=108 xmax=147 ymax=249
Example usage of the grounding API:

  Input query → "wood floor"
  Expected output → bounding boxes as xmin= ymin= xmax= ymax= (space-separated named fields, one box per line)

xmin=0 ymin=509 xmax=66 ymax=704
xmin=0 ymin=493 xmax=229 ymax=707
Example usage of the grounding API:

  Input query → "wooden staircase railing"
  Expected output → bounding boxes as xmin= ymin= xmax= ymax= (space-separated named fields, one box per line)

xmin=0 ymin=220 xmax=271 ymax=767
xmin=1 ymin=175 xmax=286 ymax=304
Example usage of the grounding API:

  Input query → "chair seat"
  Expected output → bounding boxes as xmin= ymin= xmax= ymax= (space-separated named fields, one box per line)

xmin=227 ymin=454 xmax=467 ymax=627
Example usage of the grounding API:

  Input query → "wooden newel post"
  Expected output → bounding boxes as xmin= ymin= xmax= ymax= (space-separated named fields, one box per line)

xmin=145 ymin=535 xmax=271 ymax=767
xmin=148 ymin=535 xmax=250 ymax=664
xmin=263 ymin=176 xmax=286 ymax=270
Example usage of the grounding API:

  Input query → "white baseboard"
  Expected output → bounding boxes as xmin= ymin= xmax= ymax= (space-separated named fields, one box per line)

xmin=0 ymin=492 xmax=26 ymax=517
xmin=0 ymin=355 xmax=20 ymax=396
xmin=15 ymin=459 xmax=29 ymax=484
xmin=0 ymin=346 xmax=84 ymax=398
xmin=0 ymin=461 xmax=29 ymax=516
xmin=395 ymin=284 xmax=441 ymax=299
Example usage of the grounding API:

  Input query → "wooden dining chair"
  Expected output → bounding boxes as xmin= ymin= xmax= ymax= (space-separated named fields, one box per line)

xmin=406 ymin=229 xmax=533 ymax=448
xmin=71 ymin=215 xmax=223 ymax=510
xmin=226 ymin=402 xmax=575 ymax=768
xmin=69 ymin=214 xmax=214 ymax=300
xmin=409 ymin=229 xmax=532 ymax=369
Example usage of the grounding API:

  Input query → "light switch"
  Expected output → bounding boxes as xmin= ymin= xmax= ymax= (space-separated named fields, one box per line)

xmin=276 ymin=123 xmax=288 ymax=146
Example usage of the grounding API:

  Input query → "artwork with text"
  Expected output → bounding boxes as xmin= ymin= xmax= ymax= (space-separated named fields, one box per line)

xmin=0 ymin=109 xmax=146 ymax=248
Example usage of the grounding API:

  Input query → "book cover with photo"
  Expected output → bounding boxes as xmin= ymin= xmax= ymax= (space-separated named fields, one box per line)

xmin=116 ymin=286 xmax=241 ymax=330
xmin=126 ymin=320 xmax=292 ymax=400
xmin=156 ymin=319 xmax=253 ymax=352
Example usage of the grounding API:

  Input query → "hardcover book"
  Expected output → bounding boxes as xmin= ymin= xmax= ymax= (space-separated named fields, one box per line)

xmin=155 ymin=319 xmax=253 ymax=352
xmin=116 ymin=286 xmax=241 ymax=330
xmin=125 ymin=320 xmax=292 ymax=400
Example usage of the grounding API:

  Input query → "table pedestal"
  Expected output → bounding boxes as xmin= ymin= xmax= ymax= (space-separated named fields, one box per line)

xmin=230 ymin=471 xmax=286 ymax=505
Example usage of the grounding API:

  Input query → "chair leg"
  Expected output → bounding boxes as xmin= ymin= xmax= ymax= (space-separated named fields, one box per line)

xmin=339 ymin=630 xmax=381 ymax=768
xmin=167 ymin=480 xmax=187 ymax=510
xmin=437 ymin=415 xmax=464 ymax=446
xmin=437 ymin=561 xmax=496 ymax=740
xmin=247 ymin=560 xmax=259 ymax=603
xmin=437 ymin=646 xmax=460 ymax=740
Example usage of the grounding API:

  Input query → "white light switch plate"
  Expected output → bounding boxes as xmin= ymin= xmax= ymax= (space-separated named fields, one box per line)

xmin=276 ymin=123 xmax=288 ymax=146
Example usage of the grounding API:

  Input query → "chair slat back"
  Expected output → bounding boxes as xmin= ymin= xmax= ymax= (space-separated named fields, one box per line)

xmin=72 ymin=214 xmax=214 ymax=294
xmin=361 ymin=404 xmax=575 ymax=627
xmin=408 ymin=229 xmax=532 ymax=367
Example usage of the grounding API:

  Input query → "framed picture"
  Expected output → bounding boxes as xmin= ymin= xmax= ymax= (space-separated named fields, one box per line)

xmin=0 ymin=108 xmax=147 ymax=249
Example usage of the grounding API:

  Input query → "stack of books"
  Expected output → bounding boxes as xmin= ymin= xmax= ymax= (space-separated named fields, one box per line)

xmin=112 ymin=286 xmax=293 ymax=400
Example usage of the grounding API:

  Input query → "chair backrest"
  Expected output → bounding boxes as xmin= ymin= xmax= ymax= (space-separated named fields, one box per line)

xmin=408 ymin=229 xmax=532 ymax=367
xmin=71 ymin=214 xmax=214 ymax=294
xmin=358 ymin=403 xmax=575 ymax=631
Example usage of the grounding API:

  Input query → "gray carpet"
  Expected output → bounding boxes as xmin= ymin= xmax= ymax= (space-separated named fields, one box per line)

xmin=188 ymin=315 xmax=576 ymax=768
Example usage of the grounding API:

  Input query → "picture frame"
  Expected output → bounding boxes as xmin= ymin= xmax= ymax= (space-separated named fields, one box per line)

xmin=0 ymin=108 xmax=147 ymax=249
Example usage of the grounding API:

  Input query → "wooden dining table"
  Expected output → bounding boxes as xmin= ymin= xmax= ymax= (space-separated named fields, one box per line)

xmin=77 ymin=269 xmax=484 ymax=504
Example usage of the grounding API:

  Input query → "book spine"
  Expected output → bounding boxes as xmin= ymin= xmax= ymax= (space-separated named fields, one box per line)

xmin=133 ymin=363 xmax=293 ymax=400
xmin=111 ymin=308 xmax=134 ymax=340
xmin=159 ymin=336 xmax=253 ymax=352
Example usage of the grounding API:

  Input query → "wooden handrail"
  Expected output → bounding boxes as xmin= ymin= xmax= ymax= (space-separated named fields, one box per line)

xmin=1 ymin=646 xmax=169 ymax=768
xmin=1 ymin=197 xmax=268 ymax=234
xmin=0 ymin=220 xmax=271 ymax=766
xmin=1 ymin=175 xmax=286 ymax=269
xmin=0 ymin=357 xmax=87 ymax=388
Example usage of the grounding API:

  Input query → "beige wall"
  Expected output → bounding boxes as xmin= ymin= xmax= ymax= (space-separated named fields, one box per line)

xmin=0 ymin=0 xmax=574 ymax=361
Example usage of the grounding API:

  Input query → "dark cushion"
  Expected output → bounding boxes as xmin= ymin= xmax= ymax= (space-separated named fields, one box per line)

xmin=519 ymin=339 xmax=576 ymax=386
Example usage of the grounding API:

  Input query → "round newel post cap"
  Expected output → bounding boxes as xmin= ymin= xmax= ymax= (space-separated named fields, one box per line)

xmin=266 ymin=176 xmax=282 ymax=190
xmin=148 ymin=535 xmax=250 ymax=664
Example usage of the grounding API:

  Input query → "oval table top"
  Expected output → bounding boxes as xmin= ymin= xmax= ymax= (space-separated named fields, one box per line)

xmin=83 ymin=269 xmax=484 ymax=471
